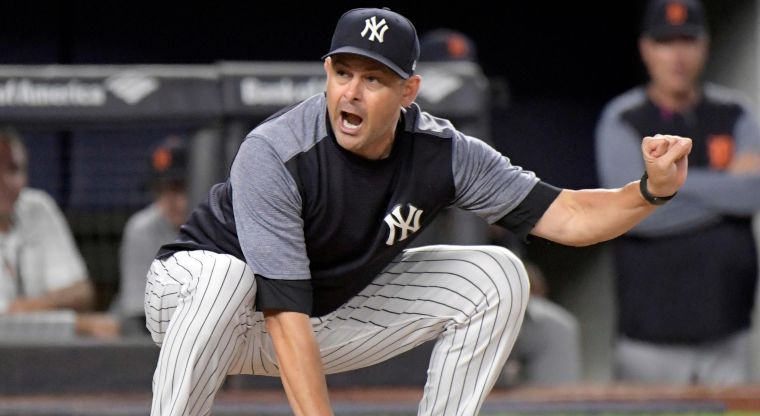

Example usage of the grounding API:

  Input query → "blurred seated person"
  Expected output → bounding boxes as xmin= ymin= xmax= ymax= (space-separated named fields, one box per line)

xmin=505 ymin=261 xmax=582 ymax=385
xmin=492 ymin=226 xmax=582 ymax=386
xmin=116 ymin=136 xmax=188 ymax=335
xmin=0 ymin=127 xmax=117 ymax=339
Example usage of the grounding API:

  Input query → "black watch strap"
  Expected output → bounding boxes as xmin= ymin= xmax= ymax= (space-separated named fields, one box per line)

xmin=639 ymin=172 xmax=676 ymax=205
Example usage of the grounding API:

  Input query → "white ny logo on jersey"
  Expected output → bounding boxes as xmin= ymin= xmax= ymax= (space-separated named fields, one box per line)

xmin=384 ymin=204 xmax=423 ymax=246
xmin=361 ymin=16 xmax=389 ymax=43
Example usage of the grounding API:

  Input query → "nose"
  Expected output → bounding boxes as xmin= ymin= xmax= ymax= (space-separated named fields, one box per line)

xmin=344 ymin=77 xmax=362 ymax=101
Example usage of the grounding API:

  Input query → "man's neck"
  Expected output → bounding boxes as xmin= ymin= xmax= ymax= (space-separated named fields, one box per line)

xmin=647 ymin=83 xmax=700 ymax=113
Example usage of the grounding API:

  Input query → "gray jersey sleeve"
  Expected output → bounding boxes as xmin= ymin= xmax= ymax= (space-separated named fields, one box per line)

xmin=451 ymin=132 xmax=540 ymax=223
xmin=230 ymin=136 xmax=311 ymax=281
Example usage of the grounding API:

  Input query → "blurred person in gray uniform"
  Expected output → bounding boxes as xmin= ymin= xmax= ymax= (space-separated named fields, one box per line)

xmin=415 ymin=28 xmax=491 ymax=246
xmin=0 ymin=127 xmax=116 ymax=338
xmin=595 ymin=0 xmax=760 ymax=384
xmin=505 ymin=260 xmax=581 ymax=385
xmin=420 ymin=29 xmax=581 ymax=385
xmin=116 ymin=136 xmax=188 ymax=335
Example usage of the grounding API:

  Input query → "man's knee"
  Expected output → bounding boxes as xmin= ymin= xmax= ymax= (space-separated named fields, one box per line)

xmin=145 ymin=252 xmax=257 ymax=345
xmin=481 ymin=246 xmax=529 ymax=295
xmin=467 ymin=246 xmax=530 ymax=313
xmin=201 ymin=254 xmax=258 ymax=328
xmin=211 ymin=254 xmax=257 ymax=295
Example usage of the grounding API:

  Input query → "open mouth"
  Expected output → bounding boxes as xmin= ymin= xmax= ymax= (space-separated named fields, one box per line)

xmin=341 ymin=111 xmax=364 ymax=131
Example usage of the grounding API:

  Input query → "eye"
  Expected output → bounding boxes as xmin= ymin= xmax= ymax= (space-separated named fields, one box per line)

xmin=365 ymin=75 xmax=387 ymax=88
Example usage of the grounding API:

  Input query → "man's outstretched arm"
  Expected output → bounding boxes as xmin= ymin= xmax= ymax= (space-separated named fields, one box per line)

xmin=531 ymin=135 xmax=692 ymax=246
xmin=265 ymin=309 xmax=333 ymax=416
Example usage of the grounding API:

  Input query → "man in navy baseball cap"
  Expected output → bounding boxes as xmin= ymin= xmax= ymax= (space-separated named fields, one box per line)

xmin=596 ymin=0 xmax=760 ymax=385
xmin=146 ymin=4 xmax=694 ymax=416
xmin=323 ymin=7 xmax=420 ymax=79
xmin=642 ymin=0 xmax=708 ymax=40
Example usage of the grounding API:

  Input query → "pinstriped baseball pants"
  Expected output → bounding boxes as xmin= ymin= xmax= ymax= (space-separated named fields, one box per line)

xmin=145 ymin=245 xmax=529 ymax=416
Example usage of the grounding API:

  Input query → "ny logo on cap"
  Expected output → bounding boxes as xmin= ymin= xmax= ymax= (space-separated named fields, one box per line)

xmin=361 ymin=16 xmax=389 ymax=43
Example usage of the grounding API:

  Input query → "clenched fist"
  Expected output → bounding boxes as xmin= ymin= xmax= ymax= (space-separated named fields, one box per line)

xmin=641 ymin=134 xmax=692 ymax=197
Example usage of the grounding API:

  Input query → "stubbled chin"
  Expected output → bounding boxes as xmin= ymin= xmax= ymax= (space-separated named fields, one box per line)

xmin=334 ymin=134 xmax=353 ymax=153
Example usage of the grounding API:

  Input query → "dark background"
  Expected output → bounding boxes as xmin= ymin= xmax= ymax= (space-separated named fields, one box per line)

xmin=1 ymin=1 xmax=743 ymax=189
xmin=0 ymin=1 xmax=751 ymax=308
xmin=1 ymin=1 xmax=648 ymax=99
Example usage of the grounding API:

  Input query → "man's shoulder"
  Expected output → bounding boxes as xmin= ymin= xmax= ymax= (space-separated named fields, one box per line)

xmin=14 ymin=189 xmax=68 ymax=235
xmin=125 ymin=204 xmax=166 ymax=234
xmin=16 ymin=188 xmax=60 ymax=214
xmin=600 ymin=86 xmax=648 ymax=120
xmin=245 ymin=93 xmax=328 ymax=162
xmin=407 ymin=103 xmax=459 ymax=140
xmin=703 ymin=83 xmax=754 ymax=112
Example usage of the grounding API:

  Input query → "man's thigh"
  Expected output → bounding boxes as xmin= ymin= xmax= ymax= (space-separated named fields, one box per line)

xmin=308 ymin=244 xmax=528 ymax=374
xmin=144 ymin=250 xmax=257 ymax=349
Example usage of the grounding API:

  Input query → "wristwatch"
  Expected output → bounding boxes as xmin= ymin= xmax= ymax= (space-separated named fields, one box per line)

xmin=639 ymin=172 xmax=676 ymax=205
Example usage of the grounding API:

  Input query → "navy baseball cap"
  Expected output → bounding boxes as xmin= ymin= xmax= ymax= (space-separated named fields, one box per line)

xmin=419 ymin=29 xmax=477 ymax=62
xmin=642 ymin=0 xmax=708 ymax=40
xmin=323 ymin=8 xmax=420 ymax=79
xmin=150 ymin=136 xmax=187 ymax=188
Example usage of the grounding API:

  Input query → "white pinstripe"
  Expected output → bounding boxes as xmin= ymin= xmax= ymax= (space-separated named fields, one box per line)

xmin=145 ymin=245 xmax=529 ymax=416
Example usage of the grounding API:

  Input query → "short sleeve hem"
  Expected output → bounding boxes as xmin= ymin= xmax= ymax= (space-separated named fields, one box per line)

xmin=495 ymin=181 xmax=561 ymax=240
xmin=255 ymin=275 xmax=313 ymax=315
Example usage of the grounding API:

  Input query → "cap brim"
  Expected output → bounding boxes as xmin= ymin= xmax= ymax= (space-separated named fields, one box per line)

xmin=322 ymin=46 xmax=411 ymax=79
xmin=646 ymin=24 xmax=706 ymax=41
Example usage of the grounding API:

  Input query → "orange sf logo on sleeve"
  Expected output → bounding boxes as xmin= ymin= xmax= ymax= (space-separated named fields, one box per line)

xmin=666 ymin=2 xmax=688 ymax=25
xmin=707 ymin=134 xmax=734 ymax=170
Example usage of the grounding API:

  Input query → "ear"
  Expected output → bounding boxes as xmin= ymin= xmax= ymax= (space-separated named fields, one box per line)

xmin=639 ymin=36 xmax=652 ymax=64
xmin=323 ymin=57 xmax=331 ymax=75
xmin=698 ymin=35 xmax=710 ymax=55
xmin=323 ymin=58 xmax=332 ymax=91
xmin=400 ymin=74 xmax=422 ymax=107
